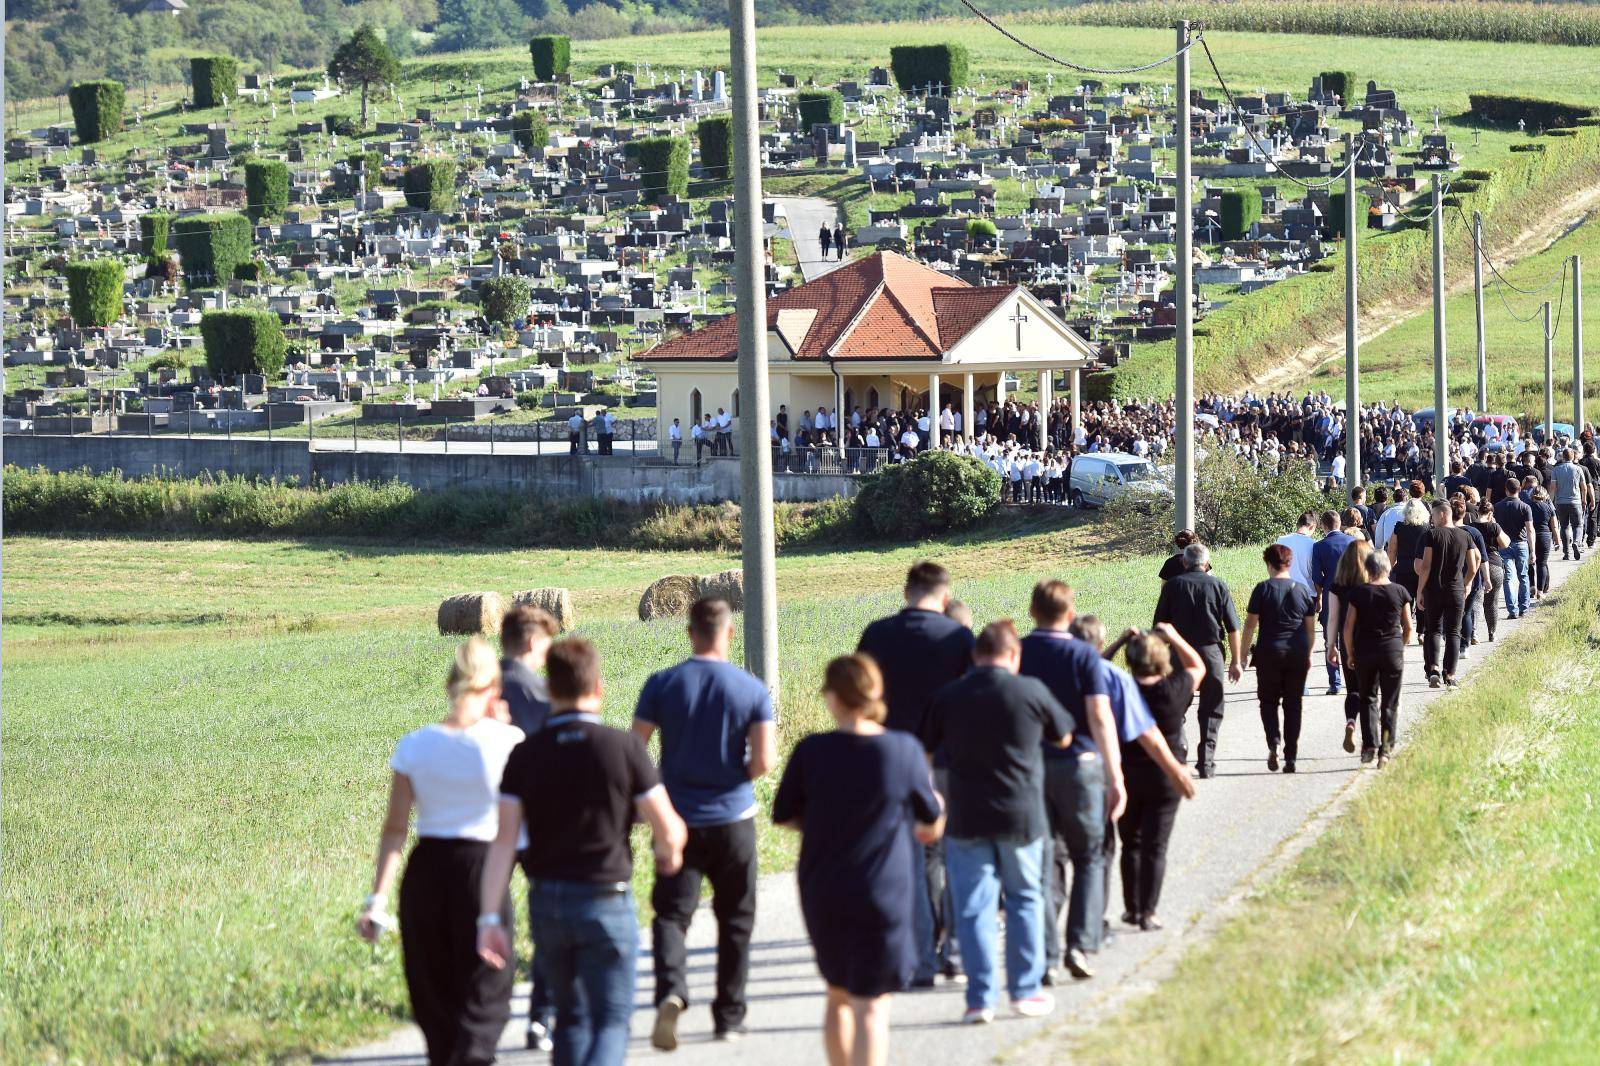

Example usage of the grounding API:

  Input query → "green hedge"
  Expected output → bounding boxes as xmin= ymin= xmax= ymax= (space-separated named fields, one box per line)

xmin=529 ymin=35 xmax=571 ymax=81
xmin=140 ymin=212 xmax=171 ymax=257
xmin=190 ymin=56 xmax=238 ymax=110
xmin=63 ymin=260 xmax=125 ymax=329
xmin=626 ymin=136 xmax=689 ymax=201
xmin=510 ymin=110 xmax=549 ymax=154
xmin=244 ymin=160 xmax=289 ymax=222
xmin=1468 ymin=92 xmax=1596 ymax=129
xmin=697 ymin=114 xmax=733 ymax=179
xmin=342 ymin=150 xmax=384 ymax=193
xmin=68 ymin=80 xmax=124 ymax=144
xmin=796 ymin=90 xmax=843 ymax=131
xmin=1219 ymin=186 xmax=1263 ymax=240
xmin=233 ymin=260 xmax=266 ymax=281
xmin=403 ymin=160 xmax=458 ymax=211
xmin=324 ymin=113 xmax=360 ymax=137
xmin=170 ymin=213 xmax=253 ymax=288
xmin=853 ymin=451 xmax=999 ymax=538
xmin=201 ymin=309 xmax=286 ymax=378
xmin=479 ymin=276 xmax=530 ymax=326
xmin=1318 ymin=70 xmax=1357 ymax=104
xmin=888 ymin=44 xmax=970 ymax=93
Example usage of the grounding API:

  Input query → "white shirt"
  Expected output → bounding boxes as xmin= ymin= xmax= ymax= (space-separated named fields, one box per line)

xmin=917 ymin=414 xmax=931 ymax=433
xmin=940 ymin=409 xmax=955 ymax=431
xmin=669 ymin=423 xmax=682 ymax=441
xmin=568 ymin=414 xmax=582 ymax=432
xmin=1274 ymin=531 xmax=1317 ymax=591
xmin=1331 ymin=454 xmax=1346 ymax=479
xmin=390 ymin=719 xmax=524 ymax=841
xmin=900 ymin=429 xmax=919 ymax=449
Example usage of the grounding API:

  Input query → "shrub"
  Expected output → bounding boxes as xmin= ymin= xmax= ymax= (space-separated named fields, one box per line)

xmin=697 ymin=114 xmax=733 ymax=179
xmin=1219 ymin=186 xmax=1263 ymax=240
xmin=853 ymin=451 xmax=1000 ymax=539
xmin=1325 ymin=190 xmax=1347 ymax=236
xmin=1317 ymin=70 xmax=1356 ymax=104
xmin=1102 ymin=448 xmax=1326 ymax=552
xmin=888 ymin=44 xmax=970 ymax=93
xmin=529 ymin=35 xmax=571 ymax=81
xmin=479 ymin=276 xmax=530 ymax=326
xmin=146 ymin=254 xmax=180 ymax=284
xmin=342 ymin=150 xmax=384 ymax=193
xmin=324 ymin=113 xmax=360 ymax=137
xmin=68 ymin=80 xmax=124 ymax=144
xmin=170 ymin=213 xmax=253 ymax=288
xmin=63 ymin=260 xmax=125 ymax=328
xmin=625 ymin=136 xmax=689 ymax=201
xmin=510 ymin=110 xmax=549 ymax=154
xmin=244 ymin=160 xmax=290 ymax=222
xmin=966 ymin=217 xmax=998 ymax=242
xmin=795 ymin=90 xmax=843 ymax=131
xmin=200 ymin=309 xmax=287 ymax=378
xmin=190 ymin=56 xmax=239 ymax=110
xmin=403 ymin=160 xmax=458 ymax=211
xmin=1468 ymin=92 xmax=1596 ymax=129
xmin=233 ymin=260 xmax=266 ymax=281
xmin=140 ymin=211 xmax=171 ymax=257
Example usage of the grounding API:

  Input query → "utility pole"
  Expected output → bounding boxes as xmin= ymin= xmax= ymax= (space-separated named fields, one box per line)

xmin=1573 ymin=254 xmax=1584 ymax=433
xmin=1544 ymin=301 xmax=1554 ymax=440
xmin=1473 ymin=211 xmax=1487 ymax=412
xmin=1430 ymin=174 xmax=1448 ymax=491
xmin=1343 ymin=132 xmax=1360 ymax=488
xmin=729 ymin=0 xmax=779 ymax=698
xmin=1173 ymin=19 xmax=1195 ymax=533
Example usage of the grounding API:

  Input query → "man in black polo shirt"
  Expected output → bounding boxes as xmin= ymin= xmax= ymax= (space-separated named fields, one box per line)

xmin=857 ymin=561 xmax=975 ymax=988
xmin=1493 ymin=478 xmax=1534 ymax=619
xmin=478 ymin=637 xmax=687 ymax=1066
xmin=1581 ymin=440 xmax=1600 ymax=547
xmin=1415 ymin=499 xmax=1480 ymax=688
xmin=1152 ymin=543 xmax=1242 ymax=778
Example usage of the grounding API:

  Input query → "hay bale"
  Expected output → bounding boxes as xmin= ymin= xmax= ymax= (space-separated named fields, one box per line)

xmin=638 ymin=574 xmax=699 ymax=621
xmin=511 ymin=587 xmax=576 ymax=632
xmin=694 ymin=568 xmax=745 ymax=612
xmin=437 ymin=591 xmax=507 ymax=636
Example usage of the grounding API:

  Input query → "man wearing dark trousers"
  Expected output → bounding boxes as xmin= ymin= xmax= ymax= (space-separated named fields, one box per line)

xmin=1415 ymin=498 xmax=1479 ymax=689
xmin=634 ymin=598 xmax=777 ymax=1049
xmin=1152 ymin=543 xmax=1242 ymax=778
xmin=1310 ymin=510 xmax=1355 ymax=696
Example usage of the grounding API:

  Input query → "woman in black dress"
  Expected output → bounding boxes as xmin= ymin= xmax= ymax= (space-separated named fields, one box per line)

xmin=773 ymin=655 xmax=944 ymax=1066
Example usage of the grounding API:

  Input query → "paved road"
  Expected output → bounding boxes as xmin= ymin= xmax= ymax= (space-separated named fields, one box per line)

xmin=329 ymin=553 xmax=1586 ymax=1066
xmin=773 ymin=196 xmax=848 ymax=282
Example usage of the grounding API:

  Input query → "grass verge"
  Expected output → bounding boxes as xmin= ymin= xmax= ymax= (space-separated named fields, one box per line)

xmin=1069 ymin=557 xmax=1600 ymax=1064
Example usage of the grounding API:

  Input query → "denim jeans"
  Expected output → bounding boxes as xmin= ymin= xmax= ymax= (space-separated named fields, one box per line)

xmin=1041 ymin=756 xmax=1106 ymax=957
xmin=1460 ymin=584 xmax=1481 ymax=648
xmin=907 ymin=828 xmax=939 ymax=983
xmin=529 ymin=881 xmax=638 ymax=1066
xmin=1501 ymin=540 xmax=1530 ymax=616
xmin=945 ymin=835 xmax=1047 ymax=1010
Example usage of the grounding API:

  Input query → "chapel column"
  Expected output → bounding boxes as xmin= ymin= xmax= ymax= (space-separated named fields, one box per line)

xmin=927 ymin=371 xmax=941 ymax=448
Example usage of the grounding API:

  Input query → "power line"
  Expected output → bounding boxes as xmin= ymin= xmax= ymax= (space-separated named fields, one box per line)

xmin=956 ymin=0 xmax=1195 ymax=75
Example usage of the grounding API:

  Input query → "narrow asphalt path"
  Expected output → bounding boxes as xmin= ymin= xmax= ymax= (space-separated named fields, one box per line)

xmin=328 ymin=553 xmax=1586 ymax=1065
xmin=772 ymin=196 xmax=848 ymax=282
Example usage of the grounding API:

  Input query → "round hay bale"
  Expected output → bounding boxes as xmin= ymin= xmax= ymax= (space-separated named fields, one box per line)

xmin=437 ymin=591 xmax=507 ymax=636
xmin=694 ymin=568 xmax=745 ymax=612
xmin=511 ymin=587 xmax=576 ymax=632
xmin=639 ymin=574 xmax=699 ymax=621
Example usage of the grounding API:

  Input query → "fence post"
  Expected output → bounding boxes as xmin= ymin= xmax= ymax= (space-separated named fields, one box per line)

xmin=490 ymin=419 xmax=495 ymax=456
xmin=267 ymin=405 xmax=273 ymax=441
xmin=398 ymin=410 xmax=404 ymax=453
xmin=444 ymin=418 xmax=449 ymax=454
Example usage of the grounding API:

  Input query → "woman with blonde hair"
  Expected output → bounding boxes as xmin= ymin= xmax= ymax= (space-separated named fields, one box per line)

xmin=773 ymin=654 xmax=945 ymax=1066
xmin=1325 ymin=538 xmax=1375 ymax=756
xmin=358 ymin=638 xmax=523 ymax=1066
xmin=1386 ymin=496 xmax=1431 ymax=607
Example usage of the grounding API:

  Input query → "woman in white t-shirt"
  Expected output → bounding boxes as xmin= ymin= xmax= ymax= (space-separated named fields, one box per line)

xmin=358 ymin=638 xmax=524 ymax=1066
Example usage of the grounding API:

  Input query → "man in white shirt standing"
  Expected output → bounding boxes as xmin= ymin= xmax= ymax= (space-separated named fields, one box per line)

xmin=940 ymin=404 xmax=956 ymax=448
xmin=1274 ymin=512 xmax=1319 ymax=592
xmin=567 ymin=411 xmax=585 ymax=455
xmin=669 ymin=418 xmax=683 ymax=464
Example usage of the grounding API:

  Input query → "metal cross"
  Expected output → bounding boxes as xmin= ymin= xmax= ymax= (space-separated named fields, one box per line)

xmin=1009 ymin=309 xmax=1029 ymax=350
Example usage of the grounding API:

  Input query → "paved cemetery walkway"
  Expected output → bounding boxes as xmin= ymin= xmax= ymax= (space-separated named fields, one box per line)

xmin=774 ymin=196 xmax=849 ymax=282
xmin=329 ymin=554 xmax=1587 ymax=1066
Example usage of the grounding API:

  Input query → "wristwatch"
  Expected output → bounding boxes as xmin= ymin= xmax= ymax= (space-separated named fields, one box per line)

xmin=476 ymin=913 xmax=503 ymax=928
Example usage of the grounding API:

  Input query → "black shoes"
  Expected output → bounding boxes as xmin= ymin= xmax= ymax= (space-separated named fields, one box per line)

xmin=1196 ymin=765 xmax=1215 ymax=779
xmin=1360 ymin=747 xmax=1376 ymax=764
xmin=526 ymin=1021 xmax=553 ymax=1052
xmin=1065 ymin=947 xmax=1095 ymax=980
xmin=1428 ymin=672 xmax=1442 ymax=688
xmin=1283 ymin=760 xmax=1296 ymax=774
xmin=1343 ymin=721 xmax=1357 ymax=753
xmin=1267 ymin=745 xmax=1281 ymax=773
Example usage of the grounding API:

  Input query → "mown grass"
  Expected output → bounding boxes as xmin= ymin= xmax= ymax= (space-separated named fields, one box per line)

xmin=1069 ymin=558 xmax=1600 ymax=1065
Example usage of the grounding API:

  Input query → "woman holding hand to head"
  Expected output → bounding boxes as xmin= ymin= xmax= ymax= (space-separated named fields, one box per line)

xmin=773 ymin=655 xmax=946 ymax=1066
xmin=357 ymin=638 xmax=523 ymax=1066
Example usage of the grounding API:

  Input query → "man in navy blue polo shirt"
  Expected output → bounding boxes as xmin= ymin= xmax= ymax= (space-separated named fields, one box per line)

xmin=634 ymin=598 xmax=777 ymax=1049
xmin=1311 ymin=510 xmax=1355 ymax=695
xmin=1019 ymin=580 xmax=1124 ymax=982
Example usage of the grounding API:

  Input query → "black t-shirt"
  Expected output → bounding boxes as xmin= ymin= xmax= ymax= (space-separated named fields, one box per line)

xmin=502 ymin=713 xmax=660 ymax=884
xmin=1529 ymin=497 xmax=1555 ymax=534
xmin=1247 ymin=577 xmax=1317 ymax=656
xmin=857 ymin=608 xmax=976 ymax=737
xmin=1443 ymin=474 xmax=1471 ymax=499
xmin=1158 ymin=552 xmax=1187 ymax=581
xmin=1346 ymin=583 xmax=1412 ymax=660
xmin=1421 ymin=525 xmax=1473 ymax=595
xmin=921 ymin=666 xmax=1072 ymax=840
xmin=1493 ymin=496 xmax=1534 ymax=540
xmin=1152 ymin=570 xmax=1241 ymax=649
xmin=1469 ymin=518 xmax=1504 ymax=562
xmin=1127 ymin=671 xmax=1194 ymax=767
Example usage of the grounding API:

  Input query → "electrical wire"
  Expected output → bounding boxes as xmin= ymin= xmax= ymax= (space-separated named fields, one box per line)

xmin=1451 ymin=200 xmax=1572 ymax=295
xmin=956 ymin=0 xmax=1196 ymax=75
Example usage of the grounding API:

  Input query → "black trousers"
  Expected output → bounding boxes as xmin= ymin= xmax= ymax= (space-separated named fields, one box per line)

xmin=399 ymin=838 xmax=515 ymax=1066
xmin=1117 ymin=761 xmax=1182 ymax=918
xmin=1194 ymin=643 xmax=1227 ymax=771
xmin=1355 ymin=653 xmax=1405 ymax=754
xmin=1255 ymin=650 xmax=1311 ymax=761
xmin=1481 ymin=564 xmax=1503 ymax=640
xmin=1422 ymin=592 xmax=1466 ymax=679
xmin=651 ymin=818 xmax=757 ymax=1031
xmin=1534 ymin=531 xmax=1553 ymax=593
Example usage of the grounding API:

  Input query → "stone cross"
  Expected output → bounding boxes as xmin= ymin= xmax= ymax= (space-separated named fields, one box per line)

xmin=1432 ymin=105 xmax=1441 ymax=132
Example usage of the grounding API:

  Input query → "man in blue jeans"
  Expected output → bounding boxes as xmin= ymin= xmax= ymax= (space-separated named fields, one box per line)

xmin=1311 ymin=510 xmax=1355 ymax=695
xmin=922 ymin=620 xmax=1074 ymax=1025
xmin=478 ymin=637 xmax=687 ymax=1066
xmin=1493 ymin=479 xmax=1535 ymax=618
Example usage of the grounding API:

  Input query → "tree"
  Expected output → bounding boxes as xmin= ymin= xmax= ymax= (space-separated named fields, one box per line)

xmin=63 ymin=260 xmax=126 ymax=329
xmin=480 ymin=277 xmax=530 ymax=326
xmin=327 ymin=25 xmax=398 ymax=128
xmin=436 ymin=0 xmax=525 ymax=52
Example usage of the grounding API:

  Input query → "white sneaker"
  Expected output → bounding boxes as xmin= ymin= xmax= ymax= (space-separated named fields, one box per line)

xmin=961 ymin=1007 xmax=995 ymax=1025
xmin=1012 ymin=992 xmax=1056 ymax=1018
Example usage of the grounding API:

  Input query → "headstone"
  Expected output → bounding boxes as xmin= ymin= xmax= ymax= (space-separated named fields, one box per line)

xmin=843 ymin=127 xmax=857 ymax=167
xmin=693 ymin=70 xmax=705 ymax=102
xmin=712 ymin=70 xmax=726 ymax=103
xmin=813 ymin=125 xmax=830 ymax=165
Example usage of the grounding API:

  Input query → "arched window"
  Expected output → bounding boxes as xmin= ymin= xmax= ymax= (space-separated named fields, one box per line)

xmin=867 ymin=387 xmax=879 ymax=410
xmin=690 ymin=388 xmax=702 ymax=426
xmin=900 ymin=387 xmax=910 ymax=411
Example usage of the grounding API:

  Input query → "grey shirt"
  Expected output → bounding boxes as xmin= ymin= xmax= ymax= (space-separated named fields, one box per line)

xmin=1551 ymin=461 xmax=1587 ymax=506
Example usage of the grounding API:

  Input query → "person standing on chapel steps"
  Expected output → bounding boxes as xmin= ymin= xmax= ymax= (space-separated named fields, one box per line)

xmin=477 ymin=637 xmax=687 ymax=1066
xmin=857 ymin=561 xmax=976 ymax=988
xmin=1151 ymin=543 xmax=1242 ymax=779
xmin=358 ymin=639 xmax=522 ymax=1066
xmin=773 ymin=654 xmax=946 ymax=1066
xmin=633 ymin=598 xmax=777 ymax=1051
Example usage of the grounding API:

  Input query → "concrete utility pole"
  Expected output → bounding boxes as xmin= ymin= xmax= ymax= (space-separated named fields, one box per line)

xmin=1544 ymin=301 xmax=1555 ymax=439
xmin=728 ymin=0 xmax=779 ymax=698
xmin=1573 ymin=255 xmax=1584 ymax=432
xmin=1173 ymin=20 xmax=1195 ymax=532
xmin=1430 ymin=174 xmax=1448 ymax=491
xmin=1343 ymin=133 xmax=1360 ymax=488
xmin=1473 ymin=211 xmax=1487 ymax=412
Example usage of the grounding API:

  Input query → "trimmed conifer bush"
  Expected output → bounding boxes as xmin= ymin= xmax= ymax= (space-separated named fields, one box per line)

xmin=888 ymin=44 xmax=970 ymax=93
xmin=63 ymin=260 xmax=125 ymax=329
xmin=403 ymin=160 xmax=458 ymax=211
xmin=511 ymin=110 xmax=549 ymax=154
xmin=140 ymin=212 xmax=171 ymax=257
xmin=1219 ymin=187 xmax=1264 ymax=240
xmin=341 ymin=150 xmax=384 ymax=194
xmin=697 ymin=114 xmax=733 ymax=179
xmin=1317 ymin=70 xmax=1357 ymax=104
xmin=191 ymin=56 xmax=239 ymax=110
xmin=201 ymin=309 xmax=287 ymax=378
xmin=480 ymin=276 xmax=531 ymax=326
xmin=170 ymin=213 xmax=253 ymax=287
xmin=796 ymin=90 xmax=843 ymax=131
xmin=1469 ymin=93 xmax=1596 ymax=129
xmin=324 ymin=113 xmax=360 ymax=137
xmin=68 ymin=80 xmax=125 ymax=144
xmin=625 ymin=136 xmax=689 ymax=201
xmin=529 ymin=35 xmax=571 ymax=81
xmin=244 ymin=160 xmax=289 ymax=222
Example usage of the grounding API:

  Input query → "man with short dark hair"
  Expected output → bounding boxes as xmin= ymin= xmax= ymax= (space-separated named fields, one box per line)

xmin=1551 ymin=446 xmax=1590 ymax=561
xmin=1416 ymin=499 xmax=1480 ymax=688
xmin=1311 ymin=510 xmax=1355 ymax=696
xmin=1152 ymin=544 xmax=1241 ymax=779
xmin=1493 ymin=477 xmax=1535 ymax=618
xmin=634 ymin=598 xmax=776 ymax=1049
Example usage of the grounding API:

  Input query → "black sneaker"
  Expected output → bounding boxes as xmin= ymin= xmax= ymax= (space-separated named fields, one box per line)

xmin=1196 ymin=765 xmax=1215 ymax=780
xmin=1065 ymin=947 xmax=1095 ymax=980
xmin=526 ymin=1021 xmax=553 ymax=1053
xmin=1428 ymin=673 xmax=1442 ymax=689
xmin=1283 ymin=760 xmax=1296 ymax=774
xmin=714 ymin=1025 xmax=748 ymax=1043
xmin=1267 ymin=746 xmax=1280 ymax=773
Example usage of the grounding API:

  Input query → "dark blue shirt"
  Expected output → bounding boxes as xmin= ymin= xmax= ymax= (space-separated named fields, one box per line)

xmin=857 ymin=607 xmax=976 ymax=737
xmin=499 ymin=658 xmax=552 ymax=737
xmin=634 ymin=657 xmax=774 ymax=827
xmin=1312 ymin=530 xmax=1355 ymax=594
xmin=1019 ymin=629 xmax=1109 ymax=760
